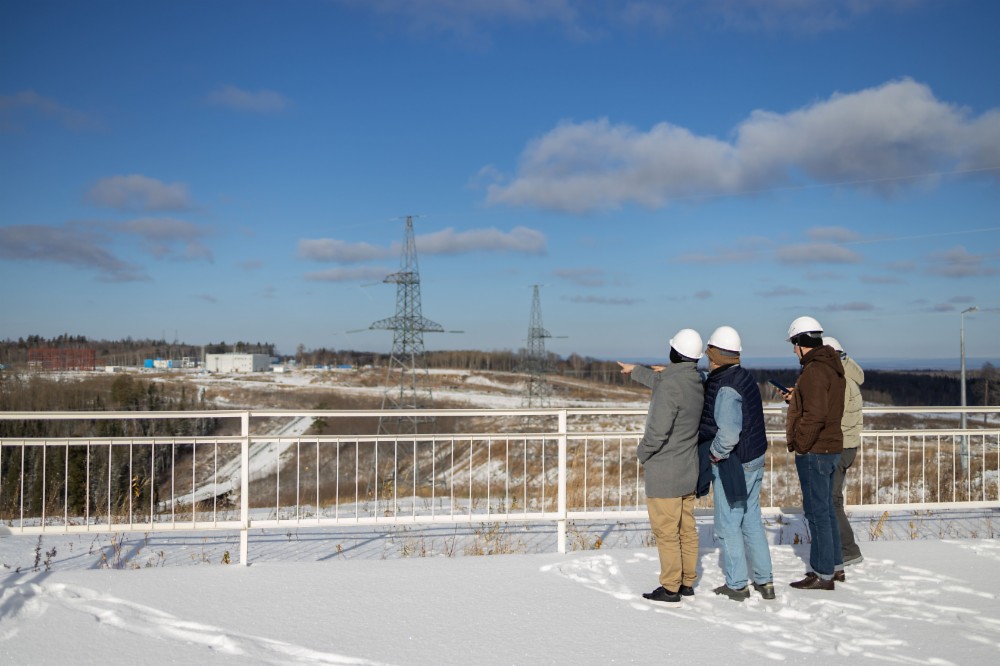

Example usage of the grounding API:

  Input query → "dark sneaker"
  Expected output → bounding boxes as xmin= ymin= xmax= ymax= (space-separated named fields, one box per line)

xmin=713 ymin=584 xmax=750 ymax=602
xmin=834 ymin=570 xmax=846 ymax=583
xmin=678 ymin=584 xmax=695 ymax=597
xmin=790 ymin=574 xmax=834 ymax=590
xmin=752 ymin=582 xmax=776 ymax=600
xmin=843 ymin=554 xmax=864 ymax=567
xmin=642 ymin=586 xmax=681 ymax=603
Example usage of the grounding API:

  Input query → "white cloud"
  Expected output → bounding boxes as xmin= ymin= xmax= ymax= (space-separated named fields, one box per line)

xmin=336 ymin=0 xmax=920 ymax=43
xmin=298 ymin=239 xmax=392 ymax=263
xmin=416 ymin=226 xmax=546 ymax=254
xmin=859 ymin=274 xmax=902 ymax=284
xmin=825 ymin=301 xmax=876 ymax=312
xmin=774 ymin=243 xmax=863 ymax=265
xmin=486 ymin=79 xmax=1000 ymax=212
xmin=707 ymin=0 xmax=921 ymax=34
xmin=299 ymin=226 xmax=546 ymax=265
xmin=554 ymin=267 xmax=605 ymax=287
xmin=109 ymin=217 xmax=213 ymax=262
xmin=87 ymin=175 xmax=192 ymax=212
xmin=0 ymin=223 xmax=146 ymax=282
xmin=758 ymin=286 xmax=806 ymax=298
xmin=925 ymin=246 xmax=998 ymax=278
xmin=0 ymin=90 xmax=97 ymax=131
xmin=337 ymin=0 xmax=586 ymax=43
xmin=675 ymin=237 xmax=771 ymax=264
xmin=562 ymin=295 xmax=640 ymax=305
xmin=888 ymin=260 xmax=916 ymax=272
xmin=808 ymin=226 xmax=861 ymax=242
xmin=206 ymin=85 xmax=291 ymax=114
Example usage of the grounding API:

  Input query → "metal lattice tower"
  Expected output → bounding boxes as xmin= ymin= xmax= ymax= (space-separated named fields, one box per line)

xmin=369 ymin=215 xmax=444 ymax=434
xmin=522 ymin=285 xmax=554 ymax=407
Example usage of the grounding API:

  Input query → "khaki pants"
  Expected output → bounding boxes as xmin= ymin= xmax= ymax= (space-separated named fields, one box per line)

xmin=647 ymin=494 xmax=699 ymax=591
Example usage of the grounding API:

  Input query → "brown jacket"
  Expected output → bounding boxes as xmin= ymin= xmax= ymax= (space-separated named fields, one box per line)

xmin=786 ymin=345 xmax=846 ymax=455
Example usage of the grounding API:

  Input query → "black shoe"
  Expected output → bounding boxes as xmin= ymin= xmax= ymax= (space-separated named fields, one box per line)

xmin=678 ymin=584 xmax=695 ymax=597
xmin=790 ymin=575 xmax=834 ymax=590
xmin=713 ymin=584 xmax=750 ymax=601
xmin=642 ymin=586 xmax=681 ymax=603
xmin=752 ymin=581 xmax=776 ymax=600
xmin=834 ymin=570 xmax=846 ymax=583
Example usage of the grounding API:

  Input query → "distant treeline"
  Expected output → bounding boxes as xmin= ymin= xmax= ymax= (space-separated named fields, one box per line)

xmin=0 ymin=335 xmax=275 ymax=367
xmin=0 ymin=371 xmax=217 ymax=518
xmin=746 ymin=365 xmax=996 ymax=408
xmin=1 ymin=337 xmax=995 ymax=408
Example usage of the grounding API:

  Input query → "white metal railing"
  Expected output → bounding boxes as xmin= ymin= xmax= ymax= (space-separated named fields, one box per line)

xmin=1 ymin=406 xmax=998 ymax=564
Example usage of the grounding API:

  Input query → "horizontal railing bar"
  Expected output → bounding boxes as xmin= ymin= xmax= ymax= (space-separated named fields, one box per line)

xmin=0 ymin=410 xmax=250 ymax=420
xmin=4 ymin=430 xmax=997 ymax=447
xmin=4 ymin=521 xmax=245 ymax=535
xmin=2 ymin=406 xmax=998 ymax=422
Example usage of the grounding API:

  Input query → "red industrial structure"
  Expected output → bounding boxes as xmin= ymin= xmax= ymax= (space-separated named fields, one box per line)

xmin=27 ymin=348 xmax=97 ymax=371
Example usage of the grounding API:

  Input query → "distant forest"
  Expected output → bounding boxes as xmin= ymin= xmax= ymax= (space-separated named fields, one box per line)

xmin=0 ymin=335 xmax=996 ymax=408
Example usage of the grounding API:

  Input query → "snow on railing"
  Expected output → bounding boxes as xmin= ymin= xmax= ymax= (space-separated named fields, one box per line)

xmin=1 ymin=407 xmax=998 ymax=564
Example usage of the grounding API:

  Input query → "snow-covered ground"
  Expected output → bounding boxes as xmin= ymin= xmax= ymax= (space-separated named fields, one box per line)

xmin=1 ymin=527 xmax=998 ymax=665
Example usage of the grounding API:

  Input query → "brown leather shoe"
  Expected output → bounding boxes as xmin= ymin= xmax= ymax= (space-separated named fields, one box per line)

xmin=790 ymin=575 xmax=834 ymax=590
xmin=834 ymin=570 xmax=846 ymax=582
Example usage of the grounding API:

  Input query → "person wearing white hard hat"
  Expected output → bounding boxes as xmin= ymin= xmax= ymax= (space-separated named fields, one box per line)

xmin=823 ymin=336 xmax=865 ymax=568
xmin=785 ymin=317 xmax=846 ymax=591
xmin=617 ymin=328 xmax=705 ymax=603
xmin=695 ymin=326 xmax=775 ymax=602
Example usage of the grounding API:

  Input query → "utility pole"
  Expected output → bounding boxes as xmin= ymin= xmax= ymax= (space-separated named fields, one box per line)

xmin=369 ymin=216 xmax=445 ymax=434
xmin=520 ymin=285 xmax=565 ymax=407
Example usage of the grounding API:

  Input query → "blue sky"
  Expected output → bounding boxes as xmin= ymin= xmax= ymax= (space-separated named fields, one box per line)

xmin=2 ymin=0 xmax=999 ymax=365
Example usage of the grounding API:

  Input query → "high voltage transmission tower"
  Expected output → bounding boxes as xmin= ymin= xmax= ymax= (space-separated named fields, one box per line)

xmin=520 ymin=285 xmax=565 ymax=407
xmin=367 ymin=215 xmax=452 ymax=434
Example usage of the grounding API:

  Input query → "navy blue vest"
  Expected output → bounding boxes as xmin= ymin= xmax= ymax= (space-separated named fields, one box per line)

xmin=698 ymin=364 xmax=768 ymax=463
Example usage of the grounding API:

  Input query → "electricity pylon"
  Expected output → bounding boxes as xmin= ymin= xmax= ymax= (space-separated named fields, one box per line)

xmin=369 ymin=215 xmax=444 ymax=434
xmin=520 ymin=285 xmax=564 ymax=407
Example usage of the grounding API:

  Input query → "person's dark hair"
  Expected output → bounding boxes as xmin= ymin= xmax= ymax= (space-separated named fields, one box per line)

xmin=791 ymin=332 xmax=823 ymax=348
xmin=670 ymin=348 xmax=696 ymax=364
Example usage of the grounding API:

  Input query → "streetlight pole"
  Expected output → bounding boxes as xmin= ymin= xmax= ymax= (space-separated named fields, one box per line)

xmin=960 ymin=305 xmax=978 ymax=471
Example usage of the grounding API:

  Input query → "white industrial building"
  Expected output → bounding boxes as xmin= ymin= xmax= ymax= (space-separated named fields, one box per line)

xmin=205 ymin=353 xmax=271 ymax=373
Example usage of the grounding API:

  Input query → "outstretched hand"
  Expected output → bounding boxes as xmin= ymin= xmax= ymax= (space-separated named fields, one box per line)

xmin=617 ymin=361 xmax=635 ymax=375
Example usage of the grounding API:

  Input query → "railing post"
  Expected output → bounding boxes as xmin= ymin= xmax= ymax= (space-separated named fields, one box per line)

xmin=240 ymin=411 xmax=250 ymax=566
xmin=557 ymin=409 xmax=567 ymax=554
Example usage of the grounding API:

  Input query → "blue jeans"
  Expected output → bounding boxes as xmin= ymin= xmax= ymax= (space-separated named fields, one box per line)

xmin=795 ymin=452 xmax=844 ymax=580
xmin=712 ymin=454 xmax=773 ymax=589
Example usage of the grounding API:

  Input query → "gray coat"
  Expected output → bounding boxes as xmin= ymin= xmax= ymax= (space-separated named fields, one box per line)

xmin=631 ymin=362 xmax=704 ymax=498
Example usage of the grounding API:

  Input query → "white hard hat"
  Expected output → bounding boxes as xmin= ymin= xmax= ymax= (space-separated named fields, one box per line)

xmin=670 ymin=328 xmax=704 ymax=360
xmin=822 ymin=336 xmax=844 ymax=352
xmin=707 ymin=325 xmax=742 ymax=353
xmin=787 ymin=316 xmax=823 ymax=341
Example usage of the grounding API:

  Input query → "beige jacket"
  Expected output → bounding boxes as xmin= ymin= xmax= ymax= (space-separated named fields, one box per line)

xmin=841 ymin=354 xmax=864 ymax=449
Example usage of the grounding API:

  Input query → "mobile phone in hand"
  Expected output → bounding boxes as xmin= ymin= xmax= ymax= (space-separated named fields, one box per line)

xmin=769 ymin=379 xmax=790 ymax=394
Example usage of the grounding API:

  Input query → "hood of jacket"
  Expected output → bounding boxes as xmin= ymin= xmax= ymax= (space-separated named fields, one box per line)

xmin=842 ymin=354 xmax=864 ymax=386
xmin=801 ymin=344 xmax=845 ymax=378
